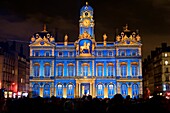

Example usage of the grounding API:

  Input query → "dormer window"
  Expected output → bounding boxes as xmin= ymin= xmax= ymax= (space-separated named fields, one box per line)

xmin=59 ymin=52 xmax=63 ymax=57
xmin=35 ymin=51 xmax=39 ymax=56
xmin=132 ymin=51 xmax=136 ymax=56
xmin=120 ymin=50 xmax=125 ymax=56
xmin=46 ymin=52 xmax=50 ymax=56
xmin=69 ymin=52 xmax=74 ymax=57
xmin=108 ymin=51 xmax=113 ymax=56
xmin=98 ymin=51 xmax=102 ymax=56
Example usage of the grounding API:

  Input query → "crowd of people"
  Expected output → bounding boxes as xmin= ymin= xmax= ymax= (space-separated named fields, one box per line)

xmin=0 ymin=94 xmax=170 ymax=113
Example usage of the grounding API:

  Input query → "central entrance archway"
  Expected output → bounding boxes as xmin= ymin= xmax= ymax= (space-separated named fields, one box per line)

xmin=75 ymin=78 xmax=95 ymax=98
xmin=81 ymin=83 xmax=90 ymax=96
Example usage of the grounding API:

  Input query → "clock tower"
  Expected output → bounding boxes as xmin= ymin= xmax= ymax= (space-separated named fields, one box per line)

xmin=79 ymin=2 xmax=94 ymax=38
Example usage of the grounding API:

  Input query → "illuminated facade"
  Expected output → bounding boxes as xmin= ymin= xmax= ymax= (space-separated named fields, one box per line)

xmin=29 ymin=2 xmax=143 ymax=98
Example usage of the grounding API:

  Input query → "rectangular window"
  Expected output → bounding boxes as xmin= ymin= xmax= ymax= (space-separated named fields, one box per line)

xmin=97 ymin=65 xmax=103 ymax=76
xmin=58 ymin=65 xmax=63 ymax=76
xmin=132 ymin=65 xmax=138 ymax=77
xmin=68 ymin=65 xmax=74 ymax=76
xmin=108 ymin=65 xmax=113 ymax=76
xmin=34 ymin=66 xmax=40 ymax=77
xmin=58 ymin=52 xmax=63 ymax=57
xmin=45 ymin=65 xmax=50 ymax=77
xmin=121 ymin=65 xmax=127 ymax=77
xmin=83 ymin=66 xmax=88 ymax=76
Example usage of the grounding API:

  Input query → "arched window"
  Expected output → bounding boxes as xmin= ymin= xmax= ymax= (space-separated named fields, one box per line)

xmin=67 ymin=84 xmax=73 ymax=96
xmin=68 ymin=63 xmax=74 ymax=76
xmin=107 ymin=63 xmax=114 ymax=76
xmin=97 ymin=84 xmax=103 ymax=96
xmin=120 ymin=63 xmax=127 ymax=78
xmin=121 ymin=84 xmax=127 ymax=96
xmin=44 ymin=63 xmax=50 ymax=77
xmin=43 ymin=84 xmax=50 ymax=98
xmin=33 ymin=84 xmax=40 ymax=97
xmin=33 ymin=63 xmax=40 ymax=77
xmin=131 ymin=64 xmax=138 ymax=77
xmin=132 ymin=84 xmax=138 ymax=98
xmin=56 ymin=84 xmax=63 ymax=96
xmin=57 ymin=63 xmax=63 ymax=76
xmin=108 ymin=84 xmax=115 ymax=96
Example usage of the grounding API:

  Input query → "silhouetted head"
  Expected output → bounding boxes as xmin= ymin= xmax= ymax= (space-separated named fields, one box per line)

xmin=113 ymin=94 xmax=124 ymax=104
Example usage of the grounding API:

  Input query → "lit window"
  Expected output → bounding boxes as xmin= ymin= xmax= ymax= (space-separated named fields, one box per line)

xmin=165 ymin=61 xmax=168 ymax=65
xmin=163 ymin=84 xmax=166 ymax=91
xmin=98 ymin=85 xmax=102 ymax=90
xmin=165 ymin=53 xmax=168 ymax=57
xmin=12 ymin=70 xmax=14 ymax=74
xmin=21 ymin=78 xmax=23 ymax=83
xmin=68 ymin=84 xmax=73 ymax=95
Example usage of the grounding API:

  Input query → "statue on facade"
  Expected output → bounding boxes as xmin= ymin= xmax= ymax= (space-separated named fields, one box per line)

xmin=80 ymin=42 xmax=90 ymax=53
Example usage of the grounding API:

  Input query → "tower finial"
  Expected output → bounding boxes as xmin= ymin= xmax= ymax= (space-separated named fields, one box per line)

xmin=43 ymin=24 xmax=47 ymax=32
xmin=123 ymin=24 xmax=130 ymax=32
xmin=86 ymin=2 xmax=88 ymax=5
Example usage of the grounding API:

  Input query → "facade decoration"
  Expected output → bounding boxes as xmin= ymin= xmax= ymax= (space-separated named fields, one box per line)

xmin=29 ymin=2 xmax=143 ymax=99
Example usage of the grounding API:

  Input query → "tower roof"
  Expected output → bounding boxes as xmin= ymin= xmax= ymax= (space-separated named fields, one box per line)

xmin=80 ymin=2 xmax=93 ymax=12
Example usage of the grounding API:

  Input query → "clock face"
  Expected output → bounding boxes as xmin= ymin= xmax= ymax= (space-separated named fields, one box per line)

xmin=83 ymin=19 xmax=90 ymax=27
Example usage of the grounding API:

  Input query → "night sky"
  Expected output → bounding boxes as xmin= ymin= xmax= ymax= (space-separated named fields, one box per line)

xmin=0 ymin=0 xmax=170 ymax=59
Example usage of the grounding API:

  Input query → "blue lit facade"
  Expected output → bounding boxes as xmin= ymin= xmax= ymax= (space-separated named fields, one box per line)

xmin=29 ymin=3 xmax=143 ymax=99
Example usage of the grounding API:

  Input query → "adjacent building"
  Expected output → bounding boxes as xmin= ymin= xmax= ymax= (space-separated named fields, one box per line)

xmin=143 ymin=43 xmax=170 ymax=96
xmin=29 ymin=2 xmax=143 ymax=98
xmin=0 ymin=41 xmax=29 ymax=98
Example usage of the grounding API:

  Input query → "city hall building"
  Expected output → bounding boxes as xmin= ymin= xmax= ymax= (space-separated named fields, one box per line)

xmin=29 ymin=2 xmax=143 ymax=98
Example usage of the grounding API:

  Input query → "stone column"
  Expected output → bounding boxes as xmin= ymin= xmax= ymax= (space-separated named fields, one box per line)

xmin=75 ymin=83 xmax=79 ymax=98
xmin=40 ymin=87 xmax=43 ymax=97
xmin=78 ymin=83 xmax=81 ymax=98
xmin=117 ymin=82 xmax=121 ymax=94
xmin=139 ymin=59 xmax=142 ymax=76
xmin=104 ymin=84 xmax=108 ymax=98
xmin=93 ymin=83 xmax=96 ymax=98
xmin=90 ymin=83 xmax=93 ymax=96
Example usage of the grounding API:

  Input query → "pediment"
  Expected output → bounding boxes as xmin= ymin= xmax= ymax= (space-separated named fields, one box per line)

xmin=29 ymin=37 xmax=55 ymax=47
xmin=115 ymin=35 xmax=141 ymax=46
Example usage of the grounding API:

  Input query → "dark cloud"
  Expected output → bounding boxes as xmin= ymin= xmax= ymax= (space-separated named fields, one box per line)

xmin=0 ymin=0 xmax=170 ymax=59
